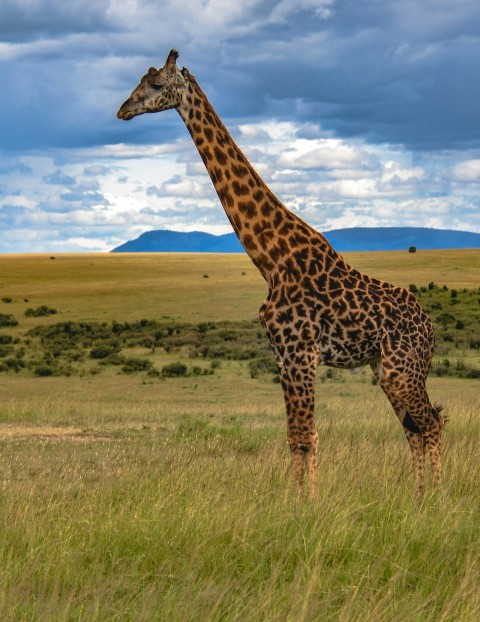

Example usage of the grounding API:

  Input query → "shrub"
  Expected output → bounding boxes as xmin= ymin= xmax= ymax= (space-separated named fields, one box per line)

xmin=0 ymin=345 xmax=14 ymax=358
xmin=437 ymin=313 xmax=456 ymax=329
xmin=161 ymin=362 xmax=188 ymax=377
xmin=25 ymin=305 xmax=58 ymax=318
xmin=34 ymin=365 xmax=55 ymax=377
xmin=121 ymin=358 xmax=152 ymax=373
xmin=0 ymin=313 xmax=18 ymax=327
xmin=248 ymin=356 xmax=277 ymax=379
xmin=408 ymin=284 xmax=418 ymax=294
xmin=90 ymin=345 xmax=118 ymax=359
xmin=2 ymin=297 xmax=12 ymax=303
xmin=0 ymin=335 xmax=13 ymax=344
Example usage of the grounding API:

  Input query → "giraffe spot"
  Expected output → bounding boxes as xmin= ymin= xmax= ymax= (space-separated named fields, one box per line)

xmin=232 ymin=164 xmax=248 ymax=178
xmin=204 ymin=128 xmax=214 ymax=142
xmin=243 ymin=234 xmax=257 ymax=251
xmin=238 ymin=201 xmax=257 ymax=218
xmin=273 ymin=211 xmax=284 ymax=228
xmin=219 ymin=187 xmax=234 ymax=208
xmin=257 ymin=253 xmax=274 ymax=272
xmin=213 ymin=167 xmax=223 ymax=183
xmin=232 ymin=180 xmax=250 ymax=196
xmin=194 ymin=98 xmax=201 ymax=107
xmin=228 ymin=148 xmax=235 ymax=158
xmin=202 ymin=147 xmax=213 ymax=161
xmin=233 ymin=214 xmax=243 ymax=230
xmin=195 ymin=137 xmax=205 ymax=146
xmin=195 ymin=110 xmax=202 ymax=121
xmin=214 ymin=146 xmax=227 ymax=165
xmin=261 ymin=202 xmax=272 ymax=217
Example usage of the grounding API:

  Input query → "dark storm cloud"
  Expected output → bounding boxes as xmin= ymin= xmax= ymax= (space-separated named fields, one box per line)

xmin=224 ymin=0 xmax=480 ymax=150
xmin=0 ymin=0 xmax=117 ymax=42
xmin=2 ymin=0 xmax=479 ymax=152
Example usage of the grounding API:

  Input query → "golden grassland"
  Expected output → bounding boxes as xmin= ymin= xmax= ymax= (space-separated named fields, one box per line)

xmin=1 ymin=248 xmax=478 ymax=324
xmin=0 ymin=250 xmax=479 ymax=621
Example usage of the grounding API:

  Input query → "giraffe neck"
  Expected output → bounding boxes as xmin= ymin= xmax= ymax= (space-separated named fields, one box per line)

xmin=176 ymin=75 xmax=333 ymax=281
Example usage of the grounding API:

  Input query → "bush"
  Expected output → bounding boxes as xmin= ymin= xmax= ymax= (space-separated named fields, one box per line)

xmin=121 ymin=358 xmax=153 ymax=373
xmin=2 ymin=297 xmax=12 ymax=303
xmin=0 ymin=313 xmax=18 ymax=327
xmin=0 ymin=345 xmax=14 ymax=358
xmin=161 ymin=362 xmax=188 ymax=377
xmin=90 ymin=345 xmax=118 ymax=359
xmin=248 ymin=356 xmax=277 ymax=379
xmin=34 ymin=365 xmax=55 ymax=377
xmin=25 ymin=305 xmax=58 ymax=318
xmin=0 ymin=335 xmax=13 ymax=344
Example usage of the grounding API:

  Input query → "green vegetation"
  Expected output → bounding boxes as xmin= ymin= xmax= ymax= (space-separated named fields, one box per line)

xmin=0 ymin=279 xmax=478 ymax=381
xmin=0 ymin=251 xmax=479 ymax=620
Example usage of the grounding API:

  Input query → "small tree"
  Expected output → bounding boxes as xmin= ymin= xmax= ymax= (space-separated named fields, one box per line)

xmin=408 ymin=246 xmax=417 ymax=253
xmin=437 ymin=313 xmax=456 ymax=330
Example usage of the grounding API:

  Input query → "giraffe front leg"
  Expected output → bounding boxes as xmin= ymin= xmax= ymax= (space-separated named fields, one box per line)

xmin=277 ymin=356 xmax=318 ymax=500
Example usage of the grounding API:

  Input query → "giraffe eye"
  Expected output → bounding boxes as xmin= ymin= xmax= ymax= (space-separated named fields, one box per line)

xmin=152 ymin=83 xmax=164 ymax=91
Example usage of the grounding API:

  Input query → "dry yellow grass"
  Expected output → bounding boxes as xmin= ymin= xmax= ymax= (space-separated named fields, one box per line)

xmin=1 ymin=249 xmax=478 ymax=325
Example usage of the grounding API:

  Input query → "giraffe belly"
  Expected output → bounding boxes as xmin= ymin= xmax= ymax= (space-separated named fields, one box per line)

xmin=317 ymin=323 xmax=381 ymax=369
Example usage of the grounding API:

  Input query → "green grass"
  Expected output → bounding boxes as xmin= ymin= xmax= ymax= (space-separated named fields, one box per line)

xmin=0 ymin=251 xmax=479 ymax=620
xmin=1 ymin=388 xmax=480 ymax=621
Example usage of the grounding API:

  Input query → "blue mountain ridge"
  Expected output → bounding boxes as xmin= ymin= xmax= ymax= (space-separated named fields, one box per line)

xmin=111 ymin=227 xmax=480 ymax=253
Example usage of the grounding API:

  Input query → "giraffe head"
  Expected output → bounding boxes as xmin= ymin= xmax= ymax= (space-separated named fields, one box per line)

xmin=117 ymin=49 xmax=188 ymax=121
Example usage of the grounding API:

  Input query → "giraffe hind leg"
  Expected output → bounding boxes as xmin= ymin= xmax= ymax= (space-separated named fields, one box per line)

xmin=371 ymin=362 xmax=430 ymax=500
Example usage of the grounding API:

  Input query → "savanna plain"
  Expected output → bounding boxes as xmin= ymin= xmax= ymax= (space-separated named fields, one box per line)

xmin=0 ymin=250 xmax=479 ymax=621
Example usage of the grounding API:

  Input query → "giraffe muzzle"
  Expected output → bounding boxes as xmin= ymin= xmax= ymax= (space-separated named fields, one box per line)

xmin=117 ymin=108 xmax=134 ymax=121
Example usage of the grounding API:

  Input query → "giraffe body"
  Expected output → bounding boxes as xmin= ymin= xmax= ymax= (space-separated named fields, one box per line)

xmin=118 ymin=50 xmax=444 ymax=499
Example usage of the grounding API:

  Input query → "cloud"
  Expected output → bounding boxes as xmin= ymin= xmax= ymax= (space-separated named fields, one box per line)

xmin=43 ymin=170 xmax=76 ymax=186
xmin=0 ymin=0 xmax=118 ymax=43
xmin=0 ymin=0 xmax=479 ymax=252
xmin=452 ymin=159 xmax=480 ymax=182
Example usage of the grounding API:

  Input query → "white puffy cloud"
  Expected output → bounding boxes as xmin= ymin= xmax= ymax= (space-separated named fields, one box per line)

xmin=452 ymin=159 xmax=480 ymax=181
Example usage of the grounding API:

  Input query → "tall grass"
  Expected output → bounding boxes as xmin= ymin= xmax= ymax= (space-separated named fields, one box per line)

xmin=0 ymin=252 xmax=479 ymax=619
xmin=1 ymin=396 xmax=480 ymax=621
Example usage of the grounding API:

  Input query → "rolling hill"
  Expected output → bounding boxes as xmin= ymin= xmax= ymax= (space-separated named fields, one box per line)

xmin=111 ymin=227 xmax=480 ymax=253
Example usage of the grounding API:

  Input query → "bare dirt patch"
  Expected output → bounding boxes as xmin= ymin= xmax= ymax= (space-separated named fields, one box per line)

xmin=0 ymin=425 xmax=114 ymax=442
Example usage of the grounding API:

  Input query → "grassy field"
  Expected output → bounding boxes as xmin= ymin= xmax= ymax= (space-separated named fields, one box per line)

xmin=0 ymin=250 xmax=479 ymax=621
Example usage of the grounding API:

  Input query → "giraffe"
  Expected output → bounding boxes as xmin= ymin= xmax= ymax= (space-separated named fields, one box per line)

xmin=117 ymin=49 xmax=444 ymax=500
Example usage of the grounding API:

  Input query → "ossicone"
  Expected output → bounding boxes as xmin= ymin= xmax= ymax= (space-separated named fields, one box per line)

xmin=165 ymin=49 xmax=179 ymax=68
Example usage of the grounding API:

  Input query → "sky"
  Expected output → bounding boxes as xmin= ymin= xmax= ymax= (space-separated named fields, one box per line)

xmin=1 ymin=0 xmax=480 ymax=253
